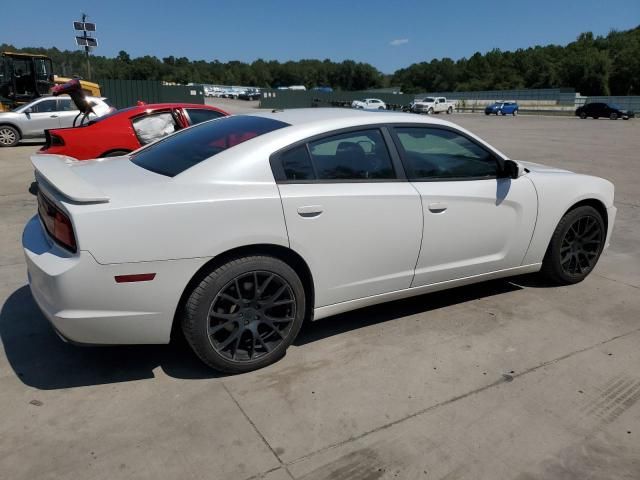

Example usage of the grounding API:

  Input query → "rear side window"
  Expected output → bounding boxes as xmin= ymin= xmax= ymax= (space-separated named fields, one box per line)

xmin=308 ymin=129 xmax=395 ymax=180
xmin=132 ymin=112 xmax=178 ymax=146
xmin=131 ymin=115 xmax=289 ymax=177
xmin=186 ymin=108 xmax=226 ymax=125
xmin=281 ymin=146 xmax=315 ymax=181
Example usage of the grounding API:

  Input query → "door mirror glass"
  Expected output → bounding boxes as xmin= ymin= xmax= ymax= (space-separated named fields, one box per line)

xmin=24 ymin=107 xmax=33 ymax=114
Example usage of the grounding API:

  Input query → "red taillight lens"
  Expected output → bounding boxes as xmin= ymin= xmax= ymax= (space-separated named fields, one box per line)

xmin=37 ymin=191 xmax=77 ymax=252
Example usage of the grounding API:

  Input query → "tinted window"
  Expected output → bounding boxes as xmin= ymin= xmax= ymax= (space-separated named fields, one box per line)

xmin=308 ymin=129 xmax=395 ymax=180
xmin=186 ymin=108 xmax=226 ymax=125
xmin=394 ymin=127 xmax=497 ymax=180
xmin=281 ymin=145 xmax=314 ymax=181
xmin=131 ymin=115 xmax=289 ymax=177
xmin=31 ymin=99 xmax=57 ymax=113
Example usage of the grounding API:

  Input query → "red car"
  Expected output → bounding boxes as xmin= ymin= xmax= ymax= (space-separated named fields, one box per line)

xmin=40 ymin=103 xmax=228 ymax=160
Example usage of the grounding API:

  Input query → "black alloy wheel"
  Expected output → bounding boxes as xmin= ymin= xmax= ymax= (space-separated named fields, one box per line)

xmin=182 ymin=255 xmax=306 ymax=373
xmin=541 ymin=206 xmax=605 ymax=284
xmin=207 ymin=271 xmax=296 ymax=362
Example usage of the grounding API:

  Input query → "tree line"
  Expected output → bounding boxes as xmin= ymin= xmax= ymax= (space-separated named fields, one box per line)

xmin=2 ymin=25 xmax=638 ymax=95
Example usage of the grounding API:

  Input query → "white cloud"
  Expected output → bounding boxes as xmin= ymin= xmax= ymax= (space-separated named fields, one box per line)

xmin=389 ymin=38 xmax=409 ymax=47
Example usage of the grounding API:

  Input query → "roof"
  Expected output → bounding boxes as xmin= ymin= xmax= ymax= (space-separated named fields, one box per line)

xmin=250 ymin=107 xmax=454 ymax=128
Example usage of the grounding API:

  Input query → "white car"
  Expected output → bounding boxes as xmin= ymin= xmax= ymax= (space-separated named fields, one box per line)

xmin=351 ymin=98 xmax=387 ymax=110
xmin=412 ymin=97 xmax=455 ymax=114
xmin=0 ymin=95 xmax=112 ymax=147
xmin=23 ymin=109 xmax=616 ymax=373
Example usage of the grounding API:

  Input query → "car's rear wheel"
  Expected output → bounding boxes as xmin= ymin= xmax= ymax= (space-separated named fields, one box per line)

xmin=579 ymin=112 xmax=587 ymax=119
xmin=513 ymin=110 xmax=518 ymax=116
xmin=541 ymin=206 xmax=605 ymax=285
xmin=447 ymin=107 xmax=453 ymax=114
xmin=378 ymin=106 xmax=385 ymax=110
xmin=0 ymin=125 xmax=19 ymax=147
xmin=610 ymin=113 xmax=618 ymax=120
xmin=485 ymin=111 xmax=490 ymax=116
xmin=182 ymin=256 xmax=306 ymax=373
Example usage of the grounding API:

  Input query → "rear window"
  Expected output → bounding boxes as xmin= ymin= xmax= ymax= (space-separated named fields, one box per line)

xmin=130 ymin=115 xmax=289 ymax=177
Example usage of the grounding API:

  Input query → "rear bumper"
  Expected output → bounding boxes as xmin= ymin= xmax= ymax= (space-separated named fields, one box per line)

xmin=23 ymin=215 xmax=207 ymax=345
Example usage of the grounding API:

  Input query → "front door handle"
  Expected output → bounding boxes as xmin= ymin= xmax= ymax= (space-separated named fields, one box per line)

xmin=297 ymin=205 xmax=323 ymax=218
xmin=428 ymin=202 xmax=448 ymax=213
xmin=49 ymin=115 xmax=59 ymax=118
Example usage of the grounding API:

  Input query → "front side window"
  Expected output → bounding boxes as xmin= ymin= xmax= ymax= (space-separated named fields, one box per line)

xmin=30 ymin=99 xmax=57 ymax=113
xmin=308 ymin=129 xmax=395 ymax=180
xmin=132 ymin=115 xmax=289 ymax=177
xmin=394 ymin=127 xmax=498 ymax=180
xmin=186 ymin=108 xmax=226 ymax=125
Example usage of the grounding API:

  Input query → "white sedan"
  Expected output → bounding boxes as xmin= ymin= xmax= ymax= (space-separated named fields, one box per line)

xmin=351 ymin=98 xmax=387 ymax=110
xmin=23 ymin=109 xmax=616 ymax=372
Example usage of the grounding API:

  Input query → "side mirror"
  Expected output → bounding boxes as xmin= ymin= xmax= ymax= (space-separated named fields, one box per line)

xmin=502 ymin=159 xmax=524 ymax=179
xmin=25 ymin=108 xmax=33 ymax=114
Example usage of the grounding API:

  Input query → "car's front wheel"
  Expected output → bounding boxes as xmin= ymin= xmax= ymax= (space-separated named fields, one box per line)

xmin=541 ymin=205 xmax=605 ymax=285
xmin=579 ymin=112 xmax=587 ymax=119
xmin=182 ymin=255 xmax=306 ymax=373
xmin=427 ymin=107 xmax=434 ymax=114
xmin=610 ymin=113 xmax=618 ymax=120
xmin=0 ymin=125 xmax=19 ymax=147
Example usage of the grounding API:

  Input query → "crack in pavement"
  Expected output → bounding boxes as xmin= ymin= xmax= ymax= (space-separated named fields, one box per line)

xmin=224 ymin=382 xmax=296 ymax=480
xmin=595 ymin=272 xmax=640 ymax=290
xmin=267 ymin=327 xmax=640 ymax=472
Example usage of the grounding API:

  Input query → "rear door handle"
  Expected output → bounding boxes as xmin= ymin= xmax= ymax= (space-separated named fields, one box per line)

xmin=428 ymin=202 xmax=448 ymax=213
xmin=297 ymin=205 xmax=323 ymax=218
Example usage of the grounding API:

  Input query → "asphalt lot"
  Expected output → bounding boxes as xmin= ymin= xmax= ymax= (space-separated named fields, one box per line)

xmin=1 ymin=107 xmax=639 ymax=479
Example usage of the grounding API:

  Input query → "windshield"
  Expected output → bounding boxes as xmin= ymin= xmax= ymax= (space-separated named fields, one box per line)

xmin=131 ymin=115 xmax=289 ymax=177
xmin=423 ymin=98 xmax=435 ymax=102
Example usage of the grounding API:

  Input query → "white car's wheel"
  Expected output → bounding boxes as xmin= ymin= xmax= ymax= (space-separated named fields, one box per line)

xmin=0 ymin=125 xmax=19 ymax=147
xmin=427 ymin=107 xmax=434 ymax=115
xmin=541 ymin=206 xmax=605 ymax=285
xmin=447 ymin=107 xmax=453 ymax=114
xmin=182 ymin=255 xmax=306 ymax=373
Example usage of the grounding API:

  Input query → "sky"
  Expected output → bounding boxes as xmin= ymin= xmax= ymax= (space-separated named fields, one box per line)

xmin=4 ymin=0 xmax=639 ymax=73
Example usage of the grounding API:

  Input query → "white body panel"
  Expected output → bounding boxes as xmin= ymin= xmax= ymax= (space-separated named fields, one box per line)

xmin=411 ymin=177 xmax=537 ymax=285
xmin=22 ymin=108 xmax=617 ymax=344
xmin=279 ymin=182 xmax=422 ymax=306
xmin=351 ymin=98 xmax=387 ymax=110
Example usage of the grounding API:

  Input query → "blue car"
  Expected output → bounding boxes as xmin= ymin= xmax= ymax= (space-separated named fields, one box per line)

xmin=485 ymin=101 xmax=519 ymax=116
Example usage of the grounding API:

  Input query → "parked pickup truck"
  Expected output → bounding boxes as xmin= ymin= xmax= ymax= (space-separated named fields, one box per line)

xmin=411 ymin=97 xmax=455 ymax=114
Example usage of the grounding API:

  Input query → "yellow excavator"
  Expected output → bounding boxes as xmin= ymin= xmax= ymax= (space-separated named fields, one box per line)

xmin=0 ymin=51 xmax=101 ymax=112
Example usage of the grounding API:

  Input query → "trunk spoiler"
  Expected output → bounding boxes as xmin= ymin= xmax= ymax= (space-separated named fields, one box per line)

xmin=31 ymin=154 xmax=110 ymax=203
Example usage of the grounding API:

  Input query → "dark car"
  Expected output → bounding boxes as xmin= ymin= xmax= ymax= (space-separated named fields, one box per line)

xmin=575 ymin=102 xmax=634 ymax=120
xmin=239 ymin=88 xmax=261 ymax=100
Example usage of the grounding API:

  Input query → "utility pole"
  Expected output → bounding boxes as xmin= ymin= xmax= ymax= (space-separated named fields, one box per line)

xmin=74 ymin=14 xmax=97 ymax=80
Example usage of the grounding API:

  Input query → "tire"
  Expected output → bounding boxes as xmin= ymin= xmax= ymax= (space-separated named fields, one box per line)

xmin=513 ymin=110 xmax=518 ymax=116
xmin=447 ymin=107 xmax=453 ymax=114
xmin=540 ymin=206 xmax=605 ymax=285
xmin=378 ymin=106 xmax=385 ymax=110
xmin=496 ymin=110 xmax=501 ymax=116
xmin=0 ymin=125 xmax=19 ymax=147
xmin=485 ymin=112 xmax=490 ymax=116
xmin=181 ymin=255 xmax=306 ymax=373
xmin=610 ymin=113 xmax=618 ymax=120
xmin=427 ymin=107 xmax=434 ymax=115
xmin=101 ymin=150 xmax=131 ymax=158
xmin=500 ymin=111 xmax=506 ymax=116
xmin=579 ymin=112 xmax=587 ymax=119
xmin=592 ymin=116 xmax=599 ymax=119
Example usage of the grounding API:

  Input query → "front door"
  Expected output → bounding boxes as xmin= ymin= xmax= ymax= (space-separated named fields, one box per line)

xmin=273 ymin=127 xmax=423 ymax=307
xmin=390 ymin=126 xmax=537 ymax=286
xmin=21 ymin=98 xmax=61 ymax=137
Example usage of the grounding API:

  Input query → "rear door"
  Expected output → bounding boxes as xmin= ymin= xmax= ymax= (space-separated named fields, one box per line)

xmin=391 ymin=125 xmax=537 ymax=286
xmin=56 ymin=97 xmax=81 ymax=128
xmin=273 ymin=127 xmax=423 ymax=307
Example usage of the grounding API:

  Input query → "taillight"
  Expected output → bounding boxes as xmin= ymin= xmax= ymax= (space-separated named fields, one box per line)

xmin=37 ymin=191 xmax=77 ymax=252
xmin=50 ymin=134 xmax=64 ymax=146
